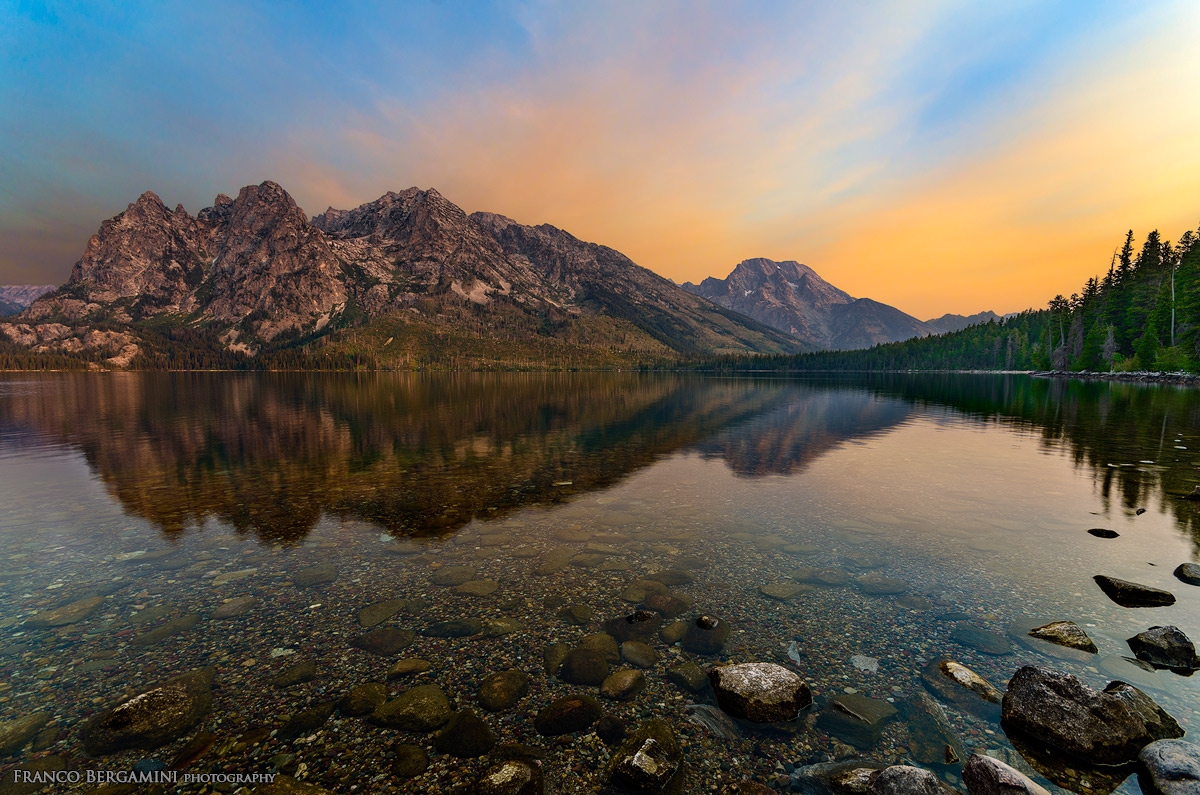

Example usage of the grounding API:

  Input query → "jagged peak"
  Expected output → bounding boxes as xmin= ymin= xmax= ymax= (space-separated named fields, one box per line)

xmin=133 ymin=190 xmax=165 ymax=208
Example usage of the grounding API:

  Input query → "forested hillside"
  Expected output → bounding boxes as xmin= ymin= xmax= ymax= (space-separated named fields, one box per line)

xmin=708 ymin=222 xmax=1200 ymax=373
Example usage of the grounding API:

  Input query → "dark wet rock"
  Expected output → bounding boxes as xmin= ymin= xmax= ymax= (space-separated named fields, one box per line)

xmin=559 ymin=649 xmax=609 ymax=686
xmin=370 ymin=684 xmax=453 ymax=732
xmin=1026 ymin=620 xmax=1097 ymax=653
xmin=292 ymin=564 xmax=338 ymax=588
xmin=1003 ymin=724 xmax=1137 ymax=795
xmin=606 ymin=718 xmax=684 ymax=792
xmin=271 ymin=661 xmax=317 ymax=689
xmin=82 ymin=668 xmax=214 ymax=755
xmin=667 ymin=661 xmax=708 ymax=693
xmin=387 ymin=658 xmax=431 ymax=678
xmin=601 ymin=669 xmax=646 ymax=701
xmin=920 ymin=658 xmax=1002 ymax=720
xmin=338 ymin=683 xmax=387 ymax=717
xmin=1088 ymin=528 xmax=1120 ymax=539
xmin=710 ymin=662 xmax=811 ymax=722
xmin=543 ymin=643 xmax=571 ymax=675
xmin=356 ymin=598 xmax=407 ymax=628
xmin=211 ymin=596 xmax=258 ymax=620
xmin=899 ymin=694 xmax=966 ymax=767
xmin=660 ymin=621 xmax=687 ymax=645
xmin=25 ymin=595 xmax=104 ymax=627
xmin=351 ymin=627 xmax=415 ymax=656
xmin=478 ymin=670 xmax=531 ymax=712
xmin=391 ymin=743 xmax=429 ymax=779
xmin=578 ymin=632 xmax=622 ymax=663
xmin=132 ymin=613 xmax=200 ymax=646
xmin=1139 ymin=739 xmax=1200 ymax=795
xmin=254 ymin=775 xmax=335 ymax=794
xmin=791 ymin=762 xmax=890 ymax=795
xmin=621 ymin=579 xmax=670 ymax=602
xmin=1174 ymin=563 xmax=1200 ymax=586
xmin=435 ymin=709 xmax=496 ymax=757
xmin=456 ymin=579 xmax=500 ymax=597
xmin=534 ymin=694 xmax=602 ymax=736
xmin=1186 ymin=486 xmax=1200 ymax=501
xmin=1093 ymin=575 xmax=1176 ymax=607
xmin=648 ymin=569 xmax=694 ymax=586
xmin=1127 ymin=626 xmax=1200 ymax=670
xmin=760 ymin=582 xmax=811 ymax=601
xmin=950 ymin=624 xmax=1012 ymax=656
xmin=0 ymin=712 xmax=50 ymax=756
xmin=605 ymin=610 xmax=663 ymax=643
xmin=962 ymin=753 xmax=1051 ymax=795
xmin=422 ymin=618 xmax=482 ymax=638
xmin=642 ymin=593 xmax=693 ymax=619
xmin=868 ymin=765 xmax=946 ymax=795
xmin=430 ymin=565 xmax=477 ymax=586
xmin=818 ymin=694 xmax=898 ymax=748
xmin=597 ymin=714 xmax=628 ymax=745
xmin=855 ymin=575 xmax=908 ymax=595
xmin=557 ymin=604 xmax=594 ymax=625
xmin=475 ymin=758 xmax=544 ymax=794
xmin=681 ymin=614 xmax=730 ymax=655
xmin=277 ymin=701 xmax=335 ymax=741
xmin=620 ymin=641 xmax=659 ymax=669
xmin=1000 ymin=665 xmax=1183 ymax=764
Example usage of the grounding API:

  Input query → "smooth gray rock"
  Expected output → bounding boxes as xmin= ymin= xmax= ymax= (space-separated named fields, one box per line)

xmin=1139 ymin=739 xmax=1200 ymax=795
xmin=962 ymin=753 xmax=1051 ymax=795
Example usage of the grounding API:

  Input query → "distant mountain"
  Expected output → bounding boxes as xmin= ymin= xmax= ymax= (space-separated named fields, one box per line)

xmin=682 ymin=258 xmax=936 ymax=350
xmin=1 ymin=182 xmax=803 ymax=367
xmin=924 ymin=310 xmax=1002 ymax=334
xmin=0 ymin=285 xmax=55 ymax=316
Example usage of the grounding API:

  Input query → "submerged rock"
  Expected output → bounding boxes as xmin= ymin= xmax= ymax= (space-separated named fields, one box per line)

xmin=760 ymin=582 xmax=811 ymax=601
xmin=0 ymin=711 xmax=51 ymax=757
xmin=601 ymin=669 xmax=646 ymax=701
xmin=478 ymin=670 xmax=531 ymax=712
xmin=435 ymin=709 xmax=496 ymax=757
xmin=1000 ymin=665 xmax=1182 ymax=765
xmin=350 ymin=627 xmax=415 ymax=656
xmin=1127 ymin=626 xmax=1200 ymax=670
xmin=620 ymin=641 xmax=659 ymax=669
xmin=25 ymin=595 xmax=104 ymax=627
xmin=855 ymin=575 xmax=908 ymax=595
xmin=369 ymin=684 xmax=452 ymax=732
xmin=899 ymin=694 xmax=966 ymax=767
xmin=271 ymin=660 xmax=317 ymax=688
xmin=429 ymin=565 xmax=476 ymax=586
xmin=605 ymin=718 xmax=684 ymax=792
xmin=391 ymin=743 xmax=429 ymax=779
xmin=1026 ymin=621 xmax=1097 ymax=654
xmin=1139 ymin=739 xmax=1200 ymax=795
xmin=82 ymin=668 xmax=215 ymax=755
xmin=604 ymin=610 xmax=663 ymax=644
xmin=338 ymin=682 xmax=387 ymax=717
xmin=647 ymin=569 xmax=694 ymax=586
xmin=1093 ymin=575 xmax=1176 ymax=608
xmin=920 ymin=658 xmax=1002 ymax=720
xmin=211 ymin=596 xmax=258 ymax=620
xmin=277 ymin=701 xmax=335 ymax=740
xmin=817 ymin=693 xmax=898 ymax=749
xmin=961 ymin=754 xmax=1050 ymax=795
xmin=681 ymin=614 xmax=731 ymax=655
xmin=950 ymin=624 xmax=1012 ymax=656
xmin=475 ymin=757 xmax=544 ymax=794
xmin=356 ymin=598 xmax=407 ymax=628
xmin=534 ymin=694 xmax=602 ymax=736
xmin=710 ymin=662 xmax=811 ymax=723
xmin=388 ymin=658 xmax=432 ymax=678
xmin=421 ymin=618 xmax=482 ymax=638
xmin=292 ymin=564 xmax=338 ymax=588
xmin=666 ymin=661 xmax=708 ymax=693
xmin=559 ymin=649 xmax=609 ymax=686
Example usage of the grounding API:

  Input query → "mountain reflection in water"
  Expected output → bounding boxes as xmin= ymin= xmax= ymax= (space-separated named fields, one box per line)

xmin=0 ymin=373 xmax=1197 ymax=550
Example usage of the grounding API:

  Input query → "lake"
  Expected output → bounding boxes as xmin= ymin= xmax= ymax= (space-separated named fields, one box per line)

xmin=0 ymin=372 xmax=1197 ymax=794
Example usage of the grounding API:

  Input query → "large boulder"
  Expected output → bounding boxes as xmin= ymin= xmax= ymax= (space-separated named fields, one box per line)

xmin=1139 ymin=739 xmax=1200 ymax=795
xmin=868 ymin=766 xmax=944 ymax=795
xmin=82 ymin=668 xmax=214 ymax=755
xmin=605 ymin=718 xmax=685 ymax=792
xmin=1000 ymin=665 xmax=1183 ymax=765
xmin=1127 ymin=626 xmax=1200 ymax=671
xmin=961 ymin=754 xmax=1050 ymax=795
xmin=709 ymin=663 xmax=811 ymax=723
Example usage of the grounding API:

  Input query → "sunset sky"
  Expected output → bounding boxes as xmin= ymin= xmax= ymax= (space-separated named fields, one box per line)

xmin=2 ymin=1 xmax=1199 ymax=317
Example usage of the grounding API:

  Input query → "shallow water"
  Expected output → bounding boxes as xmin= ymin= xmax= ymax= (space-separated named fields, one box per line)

xmin=0 ymin=372 xmax=1197 ymax=793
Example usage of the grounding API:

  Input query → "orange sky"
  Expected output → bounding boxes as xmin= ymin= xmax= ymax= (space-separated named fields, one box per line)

xmin=4 ymin=2 xmax=1199 ymax=318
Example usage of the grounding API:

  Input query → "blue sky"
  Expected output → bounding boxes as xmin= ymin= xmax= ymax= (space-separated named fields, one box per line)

xmin=2 ymin=0 xmax=1198 ymax=315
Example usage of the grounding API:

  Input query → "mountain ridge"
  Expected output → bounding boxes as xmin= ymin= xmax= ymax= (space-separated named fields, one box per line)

xmin=1 ymin=181 xmax=805 ymax=367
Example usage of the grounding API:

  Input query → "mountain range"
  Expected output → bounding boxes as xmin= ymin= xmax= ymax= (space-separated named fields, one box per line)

xmin=0 ymin=285 xmax=55 ymax=317
xmin=682 ymin=258 xmax=998 ymax=349
xmin=0 ymin=181 xmax=998 ymax=368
